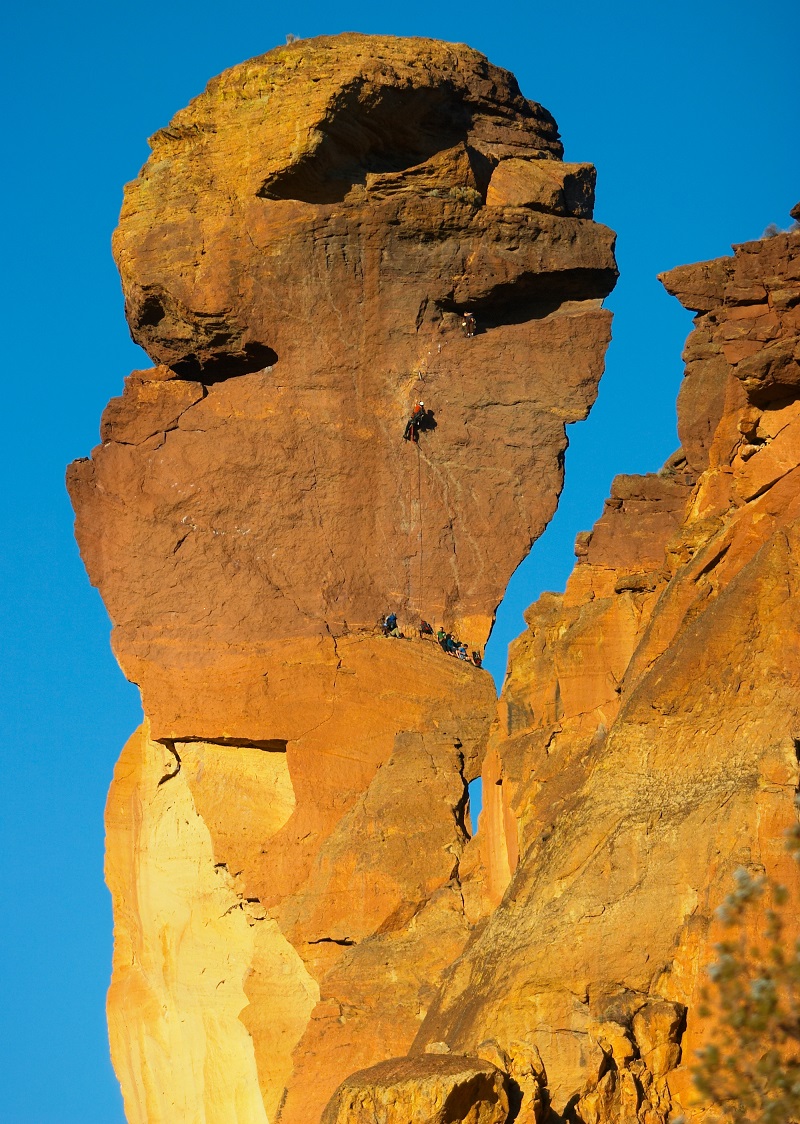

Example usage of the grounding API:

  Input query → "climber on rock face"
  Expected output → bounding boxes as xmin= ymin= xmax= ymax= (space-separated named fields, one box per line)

xmin=403 ymin=401 xmax=425 ymax=443
xmin=461 ymin=311 xmax=476 ymax=338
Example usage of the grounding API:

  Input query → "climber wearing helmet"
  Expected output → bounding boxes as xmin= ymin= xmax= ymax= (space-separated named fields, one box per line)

xmin=403 ymin=401 xmax=426 ymax=443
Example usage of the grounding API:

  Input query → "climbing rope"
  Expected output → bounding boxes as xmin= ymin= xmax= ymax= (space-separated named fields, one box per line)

xmin=416 ymin=439 xmax=423 ymax=617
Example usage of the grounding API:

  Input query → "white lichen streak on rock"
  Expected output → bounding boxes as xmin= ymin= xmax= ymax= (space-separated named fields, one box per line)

xmin=105 ymin=725 xmax=318 ymax=1123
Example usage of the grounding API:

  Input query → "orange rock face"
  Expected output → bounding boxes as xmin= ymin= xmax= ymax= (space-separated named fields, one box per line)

xmin=69 ymin=27 xmax=800 ymax=1124
xmin=68 ymin=34 xmax=619 ymax=1124
xmin=414 ymin=214 xmax=800 ymax=1122
xmin=321 ymin=1055 xmax=510 ymax=1124
xmin=69 ymin=35 xmax=617 ymax=740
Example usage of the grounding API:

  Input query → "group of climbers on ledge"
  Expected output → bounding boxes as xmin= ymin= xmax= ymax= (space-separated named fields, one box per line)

xmin=381 ymin=613 xmax=482 ymax=667
xmin=436 ymin=626 xmax=482 ymax=666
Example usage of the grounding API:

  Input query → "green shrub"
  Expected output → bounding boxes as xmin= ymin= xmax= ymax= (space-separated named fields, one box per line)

xmin=689 ymin=819 xmax=800 ymax=1122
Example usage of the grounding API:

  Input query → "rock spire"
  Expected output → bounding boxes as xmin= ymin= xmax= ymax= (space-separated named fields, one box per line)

xmin=69 ymin=33 xmax=799 ymax=1124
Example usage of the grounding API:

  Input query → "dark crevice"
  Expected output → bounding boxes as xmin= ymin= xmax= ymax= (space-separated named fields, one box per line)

xmin=696 ymin=541 xmax=731 ymax=578
xmin=307 ymin=936 xmax=356 ymax=946
xmin=157 ymin=741 xmax=182 ymax=785
xmin=675 ymin=1002 xmax=688 ymax=1050
xmin=440 ymin=268 xmax=616 ymax=331
xmin=138 ymin=293 xmax=167 ymax=327
xmin=505 ymin=1078 xmax=524 ymax=1123
xmin=170 ymin=341 xmax=279 ymax=383
xmin=161 ymin=736 xmax=288 ymax=752
xmin=453 ymin=751 xmax=471 ymax=839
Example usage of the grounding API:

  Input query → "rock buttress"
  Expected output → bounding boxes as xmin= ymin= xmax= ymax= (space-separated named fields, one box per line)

xmin=67 ymin=34 xmax=617 ymax=1124
xmin=413 ymin=212 xmax=800 ymax=1123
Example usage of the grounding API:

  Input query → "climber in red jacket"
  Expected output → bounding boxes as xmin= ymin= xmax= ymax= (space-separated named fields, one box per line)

xmin=403 ymin=401 xmax=426 ymax=443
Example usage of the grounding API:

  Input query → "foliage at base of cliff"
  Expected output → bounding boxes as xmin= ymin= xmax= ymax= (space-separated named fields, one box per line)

xmin=690 ymin=819 xmax=800 ymax=1124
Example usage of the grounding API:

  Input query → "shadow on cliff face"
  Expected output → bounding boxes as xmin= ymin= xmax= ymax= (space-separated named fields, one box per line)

xmin=169 ymin=735 xmax=289 ymax=752
xmin=129 ymin=286 xmax=279 ymax=382
xmin=257 ymin=83 xmax=485 ymax=204
xmin=170 ymin=342 xmax=279 ymax=382
xmin=439 ymin=268 xmax=615 ymax=332
xmin=417 ymin=409 xmax=438 ymax=434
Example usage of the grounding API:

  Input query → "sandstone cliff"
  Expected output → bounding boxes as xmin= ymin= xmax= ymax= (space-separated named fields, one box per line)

xmin=69 ymin=29 xmax=799 ymax=1124
xmin=68 ymin=35 xmax=620 ymax=1124
xmin=412 ymin=210 xmax=800 ymax=1122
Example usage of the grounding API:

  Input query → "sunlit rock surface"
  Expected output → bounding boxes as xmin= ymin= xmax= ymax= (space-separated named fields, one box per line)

xmin=68 ymin=34 xmax=619 ymax=1124
xmin=321 ymin=1055 xmax=510 ymax=1124
xmin=414 ymin=210 xmax=800 ymax=1123
xmin=70 ymin=28 xmax=800 ymax=1124
xmin=70 ymin=33 xmax=617 ymax=738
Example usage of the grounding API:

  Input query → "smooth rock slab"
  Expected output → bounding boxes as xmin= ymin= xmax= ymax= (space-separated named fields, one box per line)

xmin=321 ymin=1055 xmax=510 ymax=1124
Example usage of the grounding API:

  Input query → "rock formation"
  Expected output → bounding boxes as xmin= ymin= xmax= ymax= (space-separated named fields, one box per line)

xmin=68 ymin=34 xmax=618 ymax=1124
xmin=69 ymin=34 xmax=615 ymax=744
xmin=320 ymin=1055 xmax=510 ymax=1124
xmin=413 ymin=210 xmax=800 ymax=1122
xmin=68 ymin=26 xmax=799 ymax=1124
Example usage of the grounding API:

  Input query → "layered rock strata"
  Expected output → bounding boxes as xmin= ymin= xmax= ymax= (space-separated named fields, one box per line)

xmin=68 ymin=35 xmax=618 ymax=1124
xmin=413 ymin=210 xmax=800 ymax=1122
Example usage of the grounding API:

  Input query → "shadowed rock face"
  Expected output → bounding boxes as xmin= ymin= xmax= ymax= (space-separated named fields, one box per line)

xmin=68 ymin=34 xmax=618 ymax=1124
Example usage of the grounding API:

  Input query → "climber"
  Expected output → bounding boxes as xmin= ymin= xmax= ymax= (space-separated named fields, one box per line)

xmin=382 ymin=612 xmax=398 ymax=636
xmin=460 ymin=311 xmax=476 ymax=338
xmin=437 ymin=627 xmax=448 ymax=650
xmin=403 ymin=401 xmax=426 ymax=443
xmin=419 ymin=619 xmax=434 ymax=637
xmin=471 ymin=651 xmax=483 ymax=668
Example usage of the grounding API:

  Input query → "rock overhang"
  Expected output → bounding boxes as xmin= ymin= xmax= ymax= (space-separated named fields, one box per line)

xmin=114 ymin=34 xmax=616 ymax=379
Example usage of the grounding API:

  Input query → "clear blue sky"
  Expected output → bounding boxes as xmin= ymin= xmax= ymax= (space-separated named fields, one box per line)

xmin=1 ymin=2 xmax=796 ymax=1119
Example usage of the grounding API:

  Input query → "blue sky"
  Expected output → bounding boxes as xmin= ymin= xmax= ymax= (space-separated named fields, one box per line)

xmin=1 ymin=1 xmax=797 ymax=1119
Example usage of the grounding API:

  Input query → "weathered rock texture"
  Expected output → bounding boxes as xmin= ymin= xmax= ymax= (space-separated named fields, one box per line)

xmin=69 ymin=33 xmax=617 ymax=741
xmin=72 ymin=24 xmax=799 ymax=1124
xmin=321 ymin=1055 xmax=510 ymax=1124
xmin=413 ymin=212 xmax=800 ymax=1122
xmin=68 ymin=34 xmax=619 ymax=1124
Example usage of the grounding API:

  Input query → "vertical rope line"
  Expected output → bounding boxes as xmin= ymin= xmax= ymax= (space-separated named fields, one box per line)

xmin=417 ymin=442 xmax=423 ymax=616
